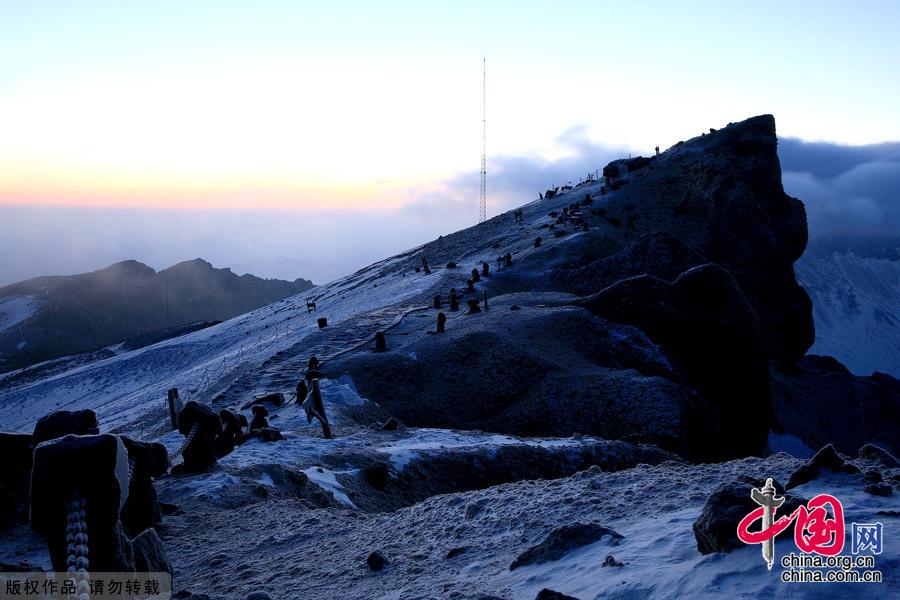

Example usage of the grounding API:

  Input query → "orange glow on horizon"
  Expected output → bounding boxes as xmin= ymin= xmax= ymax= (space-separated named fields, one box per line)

xmin=0 ymin=161 xmax=408 ymax=211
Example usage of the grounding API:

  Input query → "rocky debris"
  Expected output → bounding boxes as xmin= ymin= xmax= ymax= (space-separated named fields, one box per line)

xmin=785 ymin=444 xmax=860 ymax=490
xmin=510 ymin=522 xmax=622 ymax=570
xmin=120 ymin=435 xmax=168 ymax=536
xmin=30 ymin=433 xmax=135 ymax=572
xmin=576 ymin=263 xmax=770 ymax=458
xmin=177 ymin=401 xmax=222 ymax=472
xmin=32 ymin=409 xmax=99 ymax=445
xmin=0 ymin=432 xmax=33 ymax=529
xmin=864 ymin=483 xmax=893 ymax=497
xmin=770 ymin=357 xmax=900 ymax=455
xmin=445 ymin=546 xmax=467 ymax=559
xmin=858 ymin=443 xmax=899 ymax=467
xmin=245 ymin=594 xmax=273 ymax=600
xmin=535 ymin=588 xmax=580 ymax=600
xmin=132 ymin=527 xmax=173 ymax=576
xmin=693 ymin=478 xmax=807 ymax=554
xmin=366 ymin=550 xmax=386 ymax=571
xmin=601 ymin=554 xmax=624 ymax=567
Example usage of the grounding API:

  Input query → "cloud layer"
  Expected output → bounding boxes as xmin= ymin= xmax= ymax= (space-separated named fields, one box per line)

xmin=778 ymin=138 xmax=900 ymax=244
xmin=3 ymin=130 xmax=898 ymax=287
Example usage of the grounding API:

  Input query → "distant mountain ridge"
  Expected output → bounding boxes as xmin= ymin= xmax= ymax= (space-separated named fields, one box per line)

xmin=796 ymin=239 xmax=900 ymax=378
xmin=0 ymin=258 xmax=314 ymax=373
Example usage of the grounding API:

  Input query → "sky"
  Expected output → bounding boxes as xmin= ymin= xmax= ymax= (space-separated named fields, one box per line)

xmin=1 ymin=1 xmax=899 ymax=284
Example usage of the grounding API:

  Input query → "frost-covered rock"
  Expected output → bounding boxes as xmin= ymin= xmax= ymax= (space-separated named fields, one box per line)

xmin=177 ymin=401 xmax=222 ymax=472
xmin=120 ymin=435 xmax=168 ymax=536
xmin=32 ymin=409 xmax=99 ymax=445
xmin=328 ymin=302 xmax=701 ymax=457
xmin=785 ymin=444 xmax=860 ymax=490
xmin=30 ymin=433 xmax=134 ymax=572
xmin=510 ymin=522 xmax=622 ymax=570
xmin=771 ymin=358 xmax=900 ymax=455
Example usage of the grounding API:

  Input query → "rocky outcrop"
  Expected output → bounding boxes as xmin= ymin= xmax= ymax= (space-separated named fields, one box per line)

xmin=601 ymin=116 xmax=811 ymax=365
xmin=510 ymin=522 xmax=622 ymax=569
xmin=770 ymin=356 xmax=900 ymax=455
xmin=550 ymin=232 xmax=707 ymax=296
xmin=785 ymin=445 xmax=860 ymax=490
xmin=327 ymin=302 xmax=710 ymax=458
xmin=576 ymin=264 xmax=770 ymax=458
xmin=547 ymin=116 xmax=813 ymax=367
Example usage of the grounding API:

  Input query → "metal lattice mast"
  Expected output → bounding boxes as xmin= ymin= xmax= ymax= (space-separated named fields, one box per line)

xmin=479 ymin=57 xmax=486 ymax=223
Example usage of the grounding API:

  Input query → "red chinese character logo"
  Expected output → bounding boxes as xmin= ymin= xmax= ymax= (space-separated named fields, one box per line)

xmin=737 ymin=484 xmax=845 ymax=569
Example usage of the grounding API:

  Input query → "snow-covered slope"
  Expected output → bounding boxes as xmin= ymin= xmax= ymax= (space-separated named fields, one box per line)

xmin=796 ymin=251 xmax=900 ymax=377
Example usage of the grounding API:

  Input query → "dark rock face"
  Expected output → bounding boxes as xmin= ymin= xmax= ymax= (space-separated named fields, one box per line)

xmin=550 ymin=232 xmax=707 ymax=296
xmin=132 ymin=528 xmax=173 ymax=576
xmin=0 ymin=432 xmax=33 ymax=529
xmin=569 ymin=116 xmax=813 ymax=367
xmin=30 ymin=434 xmax=135 ymax=572
xmin=693 ymin=479 xmax=807 ymax=554
xmin=177 ymin=401 xmax=222 ymax=472
xmin=510 ymin=522 xmax=622 ymax=570
xmin=786 ymin=444 xmax=861 ymax=490
xmin=32 ymin=409 xmax=99 ymax=445
xmin=577 ymin=264 xmax=770 ymax=458
xmin=120 ymin=436 xmax=168 ymax=537
xmin=771 ymin=357 xmax=900 ymax=455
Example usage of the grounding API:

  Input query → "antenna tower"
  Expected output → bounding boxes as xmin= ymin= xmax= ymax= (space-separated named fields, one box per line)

xmin=479 ymin=57 xmax=486 ymax=223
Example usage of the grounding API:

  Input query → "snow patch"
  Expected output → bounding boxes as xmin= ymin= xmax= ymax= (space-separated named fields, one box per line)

xmin=302 ymin=466 xmax=357 ymax=508
xmin=0 ymin=295 xmax=40 ymax=333
xmin=377 ymin=428 xmax=580 ymax=470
